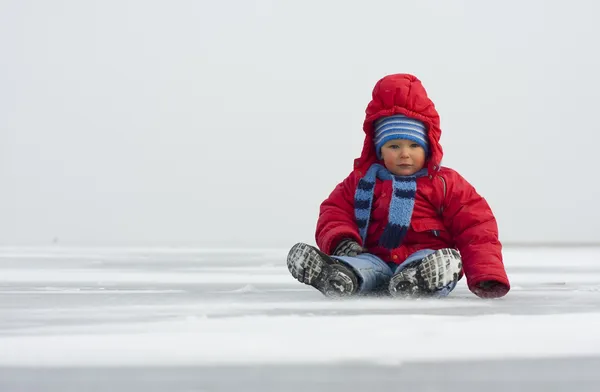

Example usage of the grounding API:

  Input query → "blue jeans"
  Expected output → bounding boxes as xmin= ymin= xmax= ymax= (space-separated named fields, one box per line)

xmin=332 ymin=249 xmax=456 ymax=296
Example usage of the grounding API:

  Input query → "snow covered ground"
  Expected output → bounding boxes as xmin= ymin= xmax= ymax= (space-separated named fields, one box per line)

xmin=1 ymin=246 xmax=600 ymax=391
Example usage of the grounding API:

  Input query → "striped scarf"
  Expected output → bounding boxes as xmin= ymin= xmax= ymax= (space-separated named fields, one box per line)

xmin=355 ymin=163 xmax=428 ymax=250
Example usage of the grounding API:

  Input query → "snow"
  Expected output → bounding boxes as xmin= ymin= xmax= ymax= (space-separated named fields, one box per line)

xmin=1 ymin=246 xmax=600 ymax=389
xmin=3 ymin=313 xmax=600 ymax=367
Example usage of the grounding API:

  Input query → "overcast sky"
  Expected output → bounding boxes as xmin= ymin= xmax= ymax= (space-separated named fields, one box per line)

xmin=1 ymin=0 xmax=598 ymax=248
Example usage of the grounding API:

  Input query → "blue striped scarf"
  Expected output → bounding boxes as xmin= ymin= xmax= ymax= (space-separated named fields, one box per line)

xmin=355 ymin=163 xmax=428 ymax=249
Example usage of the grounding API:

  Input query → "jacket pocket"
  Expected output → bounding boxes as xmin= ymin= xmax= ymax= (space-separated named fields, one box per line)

xmin=411 ymin=219 xmax=446 ymax=237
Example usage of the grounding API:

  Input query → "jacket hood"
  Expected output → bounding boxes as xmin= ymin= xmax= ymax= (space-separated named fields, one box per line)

xmin=354 ymin=74 xmax=443 ymax=174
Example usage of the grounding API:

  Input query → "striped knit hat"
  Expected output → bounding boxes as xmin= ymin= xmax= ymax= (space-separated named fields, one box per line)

xmin=373 ymin=114 xmax=429 ymax=159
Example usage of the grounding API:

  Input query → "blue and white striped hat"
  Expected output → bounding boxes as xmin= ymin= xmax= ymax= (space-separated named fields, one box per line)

xmin=373 ymin=114 xmax=429 ymax=159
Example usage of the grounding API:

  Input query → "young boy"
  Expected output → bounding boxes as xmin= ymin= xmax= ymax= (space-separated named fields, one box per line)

xmin=287 ymin=74 xmax=510 ymax=299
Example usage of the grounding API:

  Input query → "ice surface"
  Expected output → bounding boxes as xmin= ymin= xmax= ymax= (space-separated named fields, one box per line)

xmin=1 ymin=246 xmax=600 ymax=390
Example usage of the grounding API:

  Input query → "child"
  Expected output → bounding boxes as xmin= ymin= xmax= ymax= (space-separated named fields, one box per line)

xmin=287 ymin=73 xmax=510 ymax=299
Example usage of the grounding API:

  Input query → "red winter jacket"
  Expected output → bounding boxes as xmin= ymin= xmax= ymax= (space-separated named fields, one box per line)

xmin=315 ymin=74 xmax=510 ymax=298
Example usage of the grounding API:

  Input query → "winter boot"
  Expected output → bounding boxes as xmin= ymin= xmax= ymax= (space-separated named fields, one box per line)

xmin=389 ymin=248 xmax=462 ymax=298
xmin=287 ymin=242 xmax=359 ymax=297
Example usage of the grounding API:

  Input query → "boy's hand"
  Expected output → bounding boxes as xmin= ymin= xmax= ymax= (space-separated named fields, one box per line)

xmin=474 ymin=280 xmax=509 ymax=299
xmin=333 ymin=239 xmax=366 ymax=257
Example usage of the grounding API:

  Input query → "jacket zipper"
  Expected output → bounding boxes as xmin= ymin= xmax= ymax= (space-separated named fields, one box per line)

xmin=438 ymin=175 xmax=446 ymax=214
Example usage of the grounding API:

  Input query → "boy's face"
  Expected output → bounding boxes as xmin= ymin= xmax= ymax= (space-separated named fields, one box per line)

xmin=380 ymin=138 xmax=426 ymax=176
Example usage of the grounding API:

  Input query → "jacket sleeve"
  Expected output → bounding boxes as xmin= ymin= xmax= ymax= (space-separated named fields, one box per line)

xmin=315 ymin=172 xmax=363 ymax=255
xmin=441 ymin=170 xmax=510 ymax=298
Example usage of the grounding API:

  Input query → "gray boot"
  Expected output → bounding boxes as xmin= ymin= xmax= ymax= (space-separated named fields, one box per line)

xmin=389 ymin=248 xmax=462 ymax=297
xmin=287 ymin=243 xmax=359 ymax=297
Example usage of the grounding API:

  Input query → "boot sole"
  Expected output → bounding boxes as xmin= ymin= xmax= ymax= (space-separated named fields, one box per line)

xmin=390 ymin=248 xmax=462 ymax=296
xmin=419 ymin=248 xmax=462 ymax=290
xmin=287 ymin=243 xmax=355 ymax=296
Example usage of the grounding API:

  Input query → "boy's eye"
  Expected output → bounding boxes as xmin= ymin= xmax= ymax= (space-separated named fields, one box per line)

xmin=410 ymin=143 xmax=419 ymax=148
xmin=388 ymin=145 xmax=399 ymax=149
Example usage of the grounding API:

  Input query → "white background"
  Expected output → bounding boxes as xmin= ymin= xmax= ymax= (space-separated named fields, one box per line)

xmin=1 ymin=0 xmax=598 ymax=248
